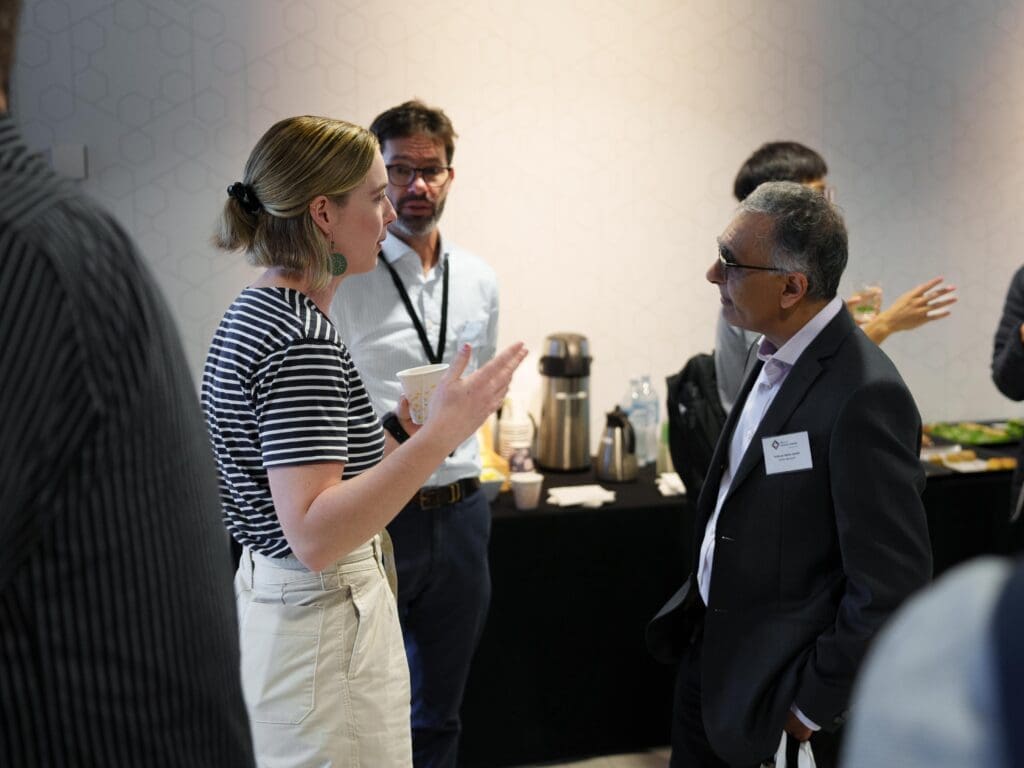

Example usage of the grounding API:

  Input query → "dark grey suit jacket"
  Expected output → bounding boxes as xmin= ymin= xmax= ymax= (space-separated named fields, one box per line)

xmin=0 ymin=115 xmax=253 ymax=766
xmin=648 ymin=308 xmax=932 ymax=766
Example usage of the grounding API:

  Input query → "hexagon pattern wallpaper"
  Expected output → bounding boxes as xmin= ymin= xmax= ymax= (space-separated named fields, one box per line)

xmin=11 ymin=0 xmax=1024 ymax=449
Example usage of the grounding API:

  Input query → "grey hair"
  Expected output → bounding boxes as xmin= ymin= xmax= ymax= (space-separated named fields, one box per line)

xmin=740 ymin=180 xmax=848 ymax=300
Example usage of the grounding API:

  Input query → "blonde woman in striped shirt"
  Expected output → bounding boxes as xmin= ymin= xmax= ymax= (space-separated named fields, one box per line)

xmin=202 ymin=115 xmax=526 ymax=767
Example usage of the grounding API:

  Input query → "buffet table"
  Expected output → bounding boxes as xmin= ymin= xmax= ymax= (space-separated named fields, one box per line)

xmin=459 ymin=455 xmax=1022 ymax=768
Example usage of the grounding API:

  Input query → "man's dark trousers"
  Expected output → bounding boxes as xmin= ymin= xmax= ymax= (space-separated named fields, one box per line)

xmin=388 ymin=487 xmax=491 ymax=768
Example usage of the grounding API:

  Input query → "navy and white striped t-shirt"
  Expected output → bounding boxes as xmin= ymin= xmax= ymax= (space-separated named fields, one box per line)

xmin=202 ymin=287 xmax=385 ymax=558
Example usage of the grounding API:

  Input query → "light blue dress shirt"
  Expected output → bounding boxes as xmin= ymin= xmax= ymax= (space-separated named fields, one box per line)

xmin=331 ymin=231 xmax=499 ymax=487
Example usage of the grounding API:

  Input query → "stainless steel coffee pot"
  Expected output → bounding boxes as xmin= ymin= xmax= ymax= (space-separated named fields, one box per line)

xmin=535 ymin=333 xmax=591 ymax=471
xmin=596 ymin=405 xmax=638 ymax=482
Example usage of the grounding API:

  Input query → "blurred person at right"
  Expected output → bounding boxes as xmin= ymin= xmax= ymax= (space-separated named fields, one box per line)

xmin=842 ymin=556 xmax=1023 ymax=766
xmin=203 ymin=114 xmax=526 ymax=766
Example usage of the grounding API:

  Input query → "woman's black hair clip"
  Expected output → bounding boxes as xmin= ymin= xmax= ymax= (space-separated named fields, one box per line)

xmin=227 ymin=181 xmax=263 ymax=215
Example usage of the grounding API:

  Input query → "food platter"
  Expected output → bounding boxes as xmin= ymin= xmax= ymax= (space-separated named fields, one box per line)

xmin=923 ymin=420 xmax=1024 ymax=446
xmin=920 ymin=443 xmax=1018 ymax=473
xmin=920 ymin=419 xmax=1021 ymax=474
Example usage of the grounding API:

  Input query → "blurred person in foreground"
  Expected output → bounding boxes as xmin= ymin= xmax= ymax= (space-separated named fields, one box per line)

xmin=330 ymin=99 xmax=499 ymax=768
xmin=0 ymin=0 xmax=254 ymax=764
xmin=203 ymin=114 xmax=525 ymax=766
xmin=716 ymin=141 xmax=956 ymax=414
xmin=648 ymin=182 xmax=932 ymax=767
xmin=842 ymin=555 xmax=1023 ymax=767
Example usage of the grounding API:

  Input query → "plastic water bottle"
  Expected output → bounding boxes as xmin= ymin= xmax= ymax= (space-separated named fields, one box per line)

xmin=623 ymin=377 xmax=660 ymax=467
xmin=637 ymin=375 xmax=660 ymax=466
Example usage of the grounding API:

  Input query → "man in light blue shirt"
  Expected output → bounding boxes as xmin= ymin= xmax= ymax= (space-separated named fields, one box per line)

xmin=331 ymin=100 xmax=498 ymax=768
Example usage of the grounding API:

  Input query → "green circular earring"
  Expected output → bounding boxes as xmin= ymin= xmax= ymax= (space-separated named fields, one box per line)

xmin=329 ymin=247 xmax=347 ymax=276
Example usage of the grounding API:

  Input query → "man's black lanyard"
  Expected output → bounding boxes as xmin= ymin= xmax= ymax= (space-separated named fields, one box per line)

xmin=380 ymin=252 xmax=449 ymax=365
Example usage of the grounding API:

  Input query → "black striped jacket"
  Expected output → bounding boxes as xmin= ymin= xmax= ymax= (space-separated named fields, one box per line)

xmin=0 ymin=113 xmax=253 ymax=766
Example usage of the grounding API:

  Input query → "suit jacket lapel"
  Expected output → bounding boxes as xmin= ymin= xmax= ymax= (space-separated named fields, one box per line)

xmin=720 ymin=309 xmax=857 ymax=504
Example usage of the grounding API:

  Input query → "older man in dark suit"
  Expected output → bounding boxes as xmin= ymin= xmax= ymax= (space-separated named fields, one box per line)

xmin=648 ymin=181 xmax=932 ymax=768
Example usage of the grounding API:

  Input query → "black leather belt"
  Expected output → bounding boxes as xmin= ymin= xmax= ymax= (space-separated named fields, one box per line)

xmin=415 ymin=478 xmax=480 ymax=510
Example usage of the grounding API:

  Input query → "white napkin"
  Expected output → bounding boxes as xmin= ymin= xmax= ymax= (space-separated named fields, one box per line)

xmin=657 ymin=472 xmax=686 ymax=496
xmin=546 ymin=485 xmax=617 ymax=508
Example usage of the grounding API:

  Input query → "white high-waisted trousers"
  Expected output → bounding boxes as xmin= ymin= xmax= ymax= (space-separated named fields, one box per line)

xmin=235 ymin=535 xmax=412 ymax=767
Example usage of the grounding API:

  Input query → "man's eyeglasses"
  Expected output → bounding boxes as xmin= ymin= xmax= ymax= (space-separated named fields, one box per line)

xmin=718 ymin=251 xmax=788 ymax=274
xmin=386 ymin=165 xmax=452 ymax=188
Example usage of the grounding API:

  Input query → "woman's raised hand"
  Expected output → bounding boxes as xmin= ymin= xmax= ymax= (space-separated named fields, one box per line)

xmin=860 ymin=276 xmax=957 ymax=344
xmin=421 ymin=342 xmax=528 ymax=453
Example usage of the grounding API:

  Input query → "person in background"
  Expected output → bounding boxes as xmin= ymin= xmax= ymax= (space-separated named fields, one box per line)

xmin=204 ymin=113 xmax=525 ymax=767
xmin=716 ymin=141 xmax=957 ymax=414
xmin=991 ymin=265 xmax=1024 ymax=524
xmin=648 ymin=182 xmax=932 ymax=768
xmin=0 ymin=0 xmax=254 ymax=764
xmin=331 ymin=100 xmax=499 ymax=768
xmin=842 ymin=555 xmax=1022 ymax=767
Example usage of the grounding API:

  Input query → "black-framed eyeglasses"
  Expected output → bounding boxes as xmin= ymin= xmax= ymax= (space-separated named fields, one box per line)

xmin=717 ymin=251 xmax=788 ymax=274
xmin=386 ymin=164 xmax=452 ymax=187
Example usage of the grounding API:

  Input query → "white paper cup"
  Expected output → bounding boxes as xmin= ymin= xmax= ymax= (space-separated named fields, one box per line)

xmin=510 ymin=471 xmax=544 ymax=511
xmin=396 ymin=363 xmax=449 ymax=424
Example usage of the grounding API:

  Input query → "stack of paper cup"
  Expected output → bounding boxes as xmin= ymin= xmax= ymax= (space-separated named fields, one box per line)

xmin=495 ymin=397 xmax=534 ymax=459
xmin=397 ymin=363 xmax=449 ymax=425
xmin=498 ymin=421 xmax=533 ymax=460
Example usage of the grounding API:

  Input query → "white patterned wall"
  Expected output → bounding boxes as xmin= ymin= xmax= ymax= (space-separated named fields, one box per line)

xmin=12 ymin=0 xmax=1024 ymax=449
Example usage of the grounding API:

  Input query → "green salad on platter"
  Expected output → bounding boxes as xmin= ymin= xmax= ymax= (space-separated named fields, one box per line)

xmin=924 ymin=420 xmax=1024 ymax=445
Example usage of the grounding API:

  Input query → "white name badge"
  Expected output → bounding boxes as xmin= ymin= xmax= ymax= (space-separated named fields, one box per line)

xmin=762 ymin=431 xmax=813 ymax=474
